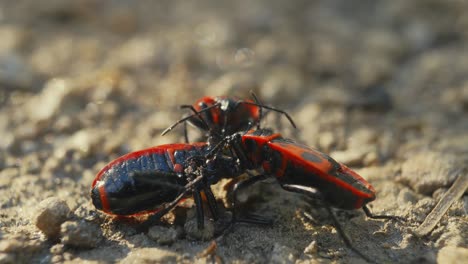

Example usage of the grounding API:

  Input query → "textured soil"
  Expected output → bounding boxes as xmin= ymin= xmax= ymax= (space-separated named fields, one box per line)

xmin=0 ymin=1 xmax=467 ymax=263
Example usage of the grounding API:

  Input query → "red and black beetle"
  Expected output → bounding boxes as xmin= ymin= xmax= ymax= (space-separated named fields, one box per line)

xmin=91 ymin=143 xmax=241 ymax=229
xmin=212 ymin=128 xmax=402 ymax=261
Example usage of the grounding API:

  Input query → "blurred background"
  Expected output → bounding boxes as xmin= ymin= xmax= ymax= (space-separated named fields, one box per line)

xmin=0 ymin=0 xmax=467 ymax=263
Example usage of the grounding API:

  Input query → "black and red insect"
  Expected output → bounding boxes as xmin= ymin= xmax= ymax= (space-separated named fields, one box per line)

xmin=91 ymin=94 xmax=401 ymax=262
xmin=212 ymin=128 xmax=402 ymax=262
xmin=91 ymin=93 xmax=294 ymax=229
xmin=161 ymin=94 xmax=296 ymax=144
xmin=90 ymin=143 xmax=240 ymax=229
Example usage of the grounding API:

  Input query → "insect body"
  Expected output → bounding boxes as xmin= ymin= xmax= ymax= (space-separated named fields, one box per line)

xmin=185 ymin=96 xmax=261 ymax=136
xmin=91 ymin=143 xmax=239 ymax=228
xmin=231 ymin=129 xmax=376 ymax=210
xmin=162 ymin=94 xmax=296 ymax=144
xmin=216 ymin=129 xmax=400 ymax=262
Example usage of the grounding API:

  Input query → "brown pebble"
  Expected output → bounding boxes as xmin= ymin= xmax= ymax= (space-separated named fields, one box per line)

xmin=120 ymin=248 xmax=178 ymax=264
xmin=0 ymin=253 xmax=15 ymax=264
xmin=184 ymin=217 xmax=215 ymax=241
xmin=270 ymin=243 xmax=298 ymax=264
xmin=303 ymin=241 xmax=318 ymax=255
xmin=34 ymin=197 xmax=70 ymax=238
xmin=0 ymin=236 xmax=42 ymax=255
xmin=50 ymin=244 xmax=64 ymax=255
xmin=437 ymin=246 xmax=468 ymax=263
xmin=399 ymin=152 xmax=459 ymax=195
xmin=60 ymin=221 xmax=102 ymax=248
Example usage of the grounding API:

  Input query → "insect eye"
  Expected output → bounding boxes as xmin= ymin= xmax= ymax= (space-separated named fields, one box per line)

xmin=199 ymin=102 xmax=208 ymax=109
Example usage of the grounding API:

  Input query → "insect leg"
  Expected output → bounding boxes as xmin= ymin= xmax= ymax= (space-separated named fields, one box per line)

xmin=281 ymin=184 xmax=373 ymax=263
xmin=324 ymin=204 xmax=374 ymax=263
xmin=161 ymin=104 xmax=219 ymax=136
xmin=142 ymin=175 xmax=204 ymax=229
xmin=203 ymin=185 xmax=219 ymax=221
xmin=230 ymin=173 xmax=273 ymax=225
xmin=250 ymin=91 xmax=262 ymax=130
xmin=362 ymin=205 xmax=405 ymax=222
xmin=193 ymin=190 xmax=205 ymax=229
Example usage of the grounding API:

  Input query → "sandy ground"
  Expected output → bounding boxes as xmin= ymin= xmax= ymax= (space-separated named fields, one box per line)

xmin=0 ymin=0 xmax=467 ymax=263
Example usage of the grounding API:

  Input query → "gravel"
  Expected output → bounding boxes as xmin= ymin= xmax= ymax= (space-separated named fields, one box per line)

xmin=147 ymin=225 xmax=180 ymax=245
xmin=60 ymin=221 xmax=102 ymax=248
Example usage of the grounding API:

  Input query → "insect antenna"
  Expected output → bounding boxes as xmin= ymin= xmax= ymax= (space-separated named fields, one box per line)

xmin=237 ymin=91 xmax=297 ymax=129
xmin=161 ymin=103 xmax=221 ymax=136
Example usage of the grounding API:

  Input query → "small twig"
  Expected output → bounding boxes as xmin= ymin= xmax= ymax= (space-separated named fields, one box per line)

xmin=197 ymin=240 xmax=217 ymax=258
xmin=414 ymin=170 xmax=467 ymax=237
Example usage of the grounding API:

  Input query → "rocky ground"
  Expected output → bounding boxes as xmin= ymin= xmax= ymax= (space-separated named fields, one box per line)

xmin=0 ymin=0 xmax=467 ymax=263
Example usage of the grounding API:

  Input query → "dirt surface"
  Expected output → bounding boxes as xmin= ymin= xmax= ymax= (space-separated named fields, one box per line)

xmin=0 ymin=0 xmax=467 ymax=263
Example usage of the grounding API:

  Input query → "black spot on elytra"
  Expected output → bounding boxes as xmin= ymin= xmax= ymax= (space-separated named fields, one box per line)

xmin=301 ymin=151 xmax=323 ymax=163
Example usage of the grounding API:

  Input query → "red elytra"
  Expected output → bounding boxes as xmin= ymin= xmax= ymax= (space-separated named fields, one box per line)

xmin=224 ymin=129 xmax=376 ymax=210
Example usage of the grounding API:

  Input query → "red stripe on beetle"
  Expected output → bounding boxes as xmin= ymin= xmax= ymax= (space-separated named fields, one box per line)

xmin=166 ymin=148 xmax=177 ymax=170
xmin=98 ymin=184 xmax=111 ymax=213
xmin=174 ymin=163 xmax=183 ymax=173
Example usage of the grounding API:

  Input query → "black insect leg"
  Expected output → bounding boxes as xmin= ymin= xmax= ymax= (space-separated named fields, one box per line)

xmin=141 ymin=175 xmax=205 ymax=230
xmin=239 ymin=101 xmax=297 ymax=129
xmin=250 ymin=91 xmax=263 ymax=130
xmin=179 ymin=105 xmax=201 ymax=143
xmin=141 ymin=186 xmax=193 ymax=230
xmin=281 ymin=184 xmax=373 ymax=264
xmin=161 ymin=104 xmax=218 ymax=136
xmin=324 ymin=204 xmax=374 ymax=264
xmin=230 ymin=173 xmax=273 ymax=225
xmin=203 ymin=185 xmax=219 ymax=221
xmin=183 ymin=120 xmax=189 ymax=143
xmin=363 ymin=205 xmax=405 ymax=222
xmin=193 ymin=190 xmax=205 ymax=229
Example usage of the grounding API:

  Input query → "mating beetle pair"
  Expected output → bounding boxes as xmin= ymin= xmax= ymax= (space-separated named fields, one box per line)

xmin=91 ymin=94 xmax=402 ymax=262
xmin=91 ymin=95 xmax=274 ymax=228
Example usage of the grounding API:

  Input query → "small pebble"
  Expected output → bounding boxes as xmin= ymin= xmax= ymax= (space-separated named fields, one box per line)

xmin=127 ymin=234 xmax=154 ymax=248
xmin=51 ymin=255 xmax=64 ymax=263
xmin=120 ymin=248 xmax=178 ymax=264
xmin=60 ymin=221 xmax=102 ymax=248
xmin=435 ymin=220 xmax=466 ymax=247
xmin=303 ymin=241 xmax=318 ymax=255
xmin=147 ymin=226 xmax=180 ymax=245
xmin=363 ymin=151 xmax=379 ymax=166
xmin=269 ymin=243 xmax=298 ymax=264
xmin=50 ymin=244 xmax=64 ymax=255
xmin=412 ymin=251 xmax=437 ymax=264
xmin=184 ymin=217 xmax=215 ymax=241
xmin=318 ymin=132 xmax=336 ymax=152
xmin=397 ymin=188 xmax=419 ymax=205
xmin=0 ymin=53 xmax=37 ymax=90
xmin=437 ymin=246 xmax=468 ymax=263
xmin=27 ymin=78 xmax=72 ymax=124
xmin=0 ymin=253 xmax=15 ymax=264
xmin=0 ymin=236 xmax=42 ymax=254
xmin=399 ymin=152 xmax=459 ymax=195
xmin=34 ymin=197 xmax=70 ymax=238
xmin=330 ymin=148 xmax=369 ymax=167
